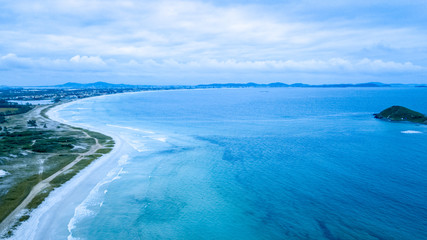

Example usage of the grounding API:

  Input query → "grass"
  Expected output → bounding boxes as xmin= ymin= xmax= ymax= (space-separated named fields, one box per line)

xmin=22 ymin=152 xmax=112 ymax=218
xmin=0 ymin=104 xmax=32 ymax=117
xmin=49 ymin=172 xmax=77 ymax=189
xmin=81 ymin=129 xmax=113 ymax=145
xmin=0 ymin=108 xmax=19 ymax=113
xmin=0 ymin=130 xmax=85 ymax=156
xmin=48 ymin=154 xmax=104 ymax=189
xmin=0 ymin=130 xmax=51 ymax=155
xmin=0 ymin=105 xmax=116 ymax=233
xmin=95 ymin=148 xmax=113 ymax=154
xmin=18 ymin=215 xmax=30 ymax=223
xmin=26 ymin=186 xmax=54 ymax=210
xmin=32 ymin=137 xmax=77 ymax=153
xmin=0 ymin=150 xmax=108 ymax=227
xmin=0 ymin=175 xmax=41 ymax=223
xmin=0 ymin=131 xmax=89 ymax=222
xmin=40 ymin=105 xmax=55 ymax=119
xmin=40 ymin=154 xmax=78 ymax=180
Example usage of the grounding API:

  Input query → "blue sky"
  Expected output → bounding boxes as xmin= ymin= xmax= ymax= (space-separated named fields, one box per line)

xmin=1 ymin=0 xmax=427 ymax=86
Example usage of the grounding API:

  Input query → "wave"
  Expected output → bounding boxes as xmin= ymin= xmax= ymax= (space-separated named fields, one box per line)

xmin=9 ymin=153 xmax=126 ymax=240
xmin=106 ymin=124 xmax=155 ymax=134
xmin=401 ymin=130 xmax=422 ymax=134
xmin=0 ymin=169 xmax=10 ymax=177
xmin=67 ymin=155 xmax=129 ymax=240
xmin=10 ymin=97 xmax=134 ymax=240
xmin=106 ymin=124 xmax=170 ymax=152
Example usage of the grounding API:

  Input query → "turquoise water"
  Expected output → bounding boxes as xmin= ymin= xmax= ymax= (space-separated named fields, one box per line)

xmin=58 ymin=88 xmax=427 ymax=240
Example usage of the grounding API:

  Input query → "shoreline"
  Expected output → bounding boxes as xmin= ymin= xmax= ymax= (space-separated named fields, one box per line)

xmin=4 ymin=89 xmax=224 ymax=239
xmin=4 ymin=88 xmax=427 ymax=239
xmin=2 ymin=97 xmax=129 ymax=239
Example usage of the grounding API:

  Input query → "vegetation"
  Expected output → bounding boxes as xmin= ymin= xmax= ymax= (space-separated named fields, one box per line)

xmin=40 ymin=105 xmax=55 ymax=119
xmin=0 ymin=108 xmax=19 ymax=113
xmin=0 ymin=130 xmax=80 ymax=155
xmin=49 ymin=154 xmax=103 ymax=189
xmin=40 ymin=154 xmax=78 ymax=179
xmin=0 ymin=100 xmax=32 ymax=116
xmin=0 ymin=130 xmax=48 ymax=155
xmin=0 ymin=128 xmax=92 ymax=222
xmin=0 ymin=129 xmax=115 ymax=227
xmin=95 ymin=148 xmax=113 ymax=154
xmin=82 ymin=129 xmax=113 ymax=145
xmin=26 ymin=187 xmax=54 ymax=210
xmin=32 ymin=137 xmax=75 ymax=153
xmin=374 ymin=106 xmax=427 ymax=124
xmin=0 ymin=100 xmax=115 ymax=236
xmin=0 ymin=175 xmax=41 ymax=223
xmin=27 ymin=119 xmax=37 ymax=127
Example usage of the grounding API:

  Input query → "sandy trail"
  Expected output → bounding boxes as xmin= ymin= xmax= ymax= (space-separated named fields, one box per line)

xmin=0 ymin=105 xmax=104 ymax=234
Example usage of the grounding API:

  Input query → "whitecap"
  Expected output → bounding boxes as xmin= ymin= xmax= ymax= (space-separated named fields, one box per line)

xmin=67 ymin=162 xmax=127 ymax=239
xmin=153 ymin=137 xmax=167 ymax=142
xmin=118 ymin=155 xmax=129 ymax=166
xmin=106 ymin=124 xmax=155 ymax=134
xmin=0 ymin=169 xmax=10 ymax=177
xmin=401 ymin=130 xmax=422 ymax=134
xmin=126 ymin=140 xmax=149 ymax=152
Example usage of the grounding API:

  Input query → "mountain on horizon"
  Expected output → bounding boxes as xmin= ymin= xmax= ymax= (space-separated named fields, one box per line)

xmin=196 ymin=82 xmax=391 ymax=88
xmin=54 ymin=81 xmax=136 ymax=89
xmin=0 ymin=81 xmax=418 ymax=89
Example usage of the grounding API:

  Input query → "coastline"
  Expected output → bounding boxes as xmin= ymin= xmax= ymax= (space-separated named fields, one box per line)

xmin=4 ymin=88 xmax=427 ymax=239
xmin=5 ymin=97 xmax=131 ymax=239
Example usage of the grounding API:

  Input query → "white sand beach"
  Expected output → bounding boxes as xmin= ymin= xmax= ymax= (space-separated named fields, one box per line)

xmin=9 ymin=100 xmax=133 ymax=240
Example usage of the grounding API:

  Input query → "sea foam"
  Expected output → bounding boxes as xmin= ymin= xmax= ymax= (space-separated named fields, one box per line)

xmin=67 ymin=155 xmax=129 ymax=239
xmin=0 ymin=169 xmax=10 ymax=177
xmin=106 ymin=124 xmax=155 ymax=134
xmin=401 ymin=130 xmax=422 ymax=134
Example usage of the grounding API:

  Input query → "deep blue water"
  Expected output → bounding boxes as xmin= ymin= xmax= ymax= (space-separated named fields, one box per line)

xmin=58 ymin=88 xmax=427 ymax=240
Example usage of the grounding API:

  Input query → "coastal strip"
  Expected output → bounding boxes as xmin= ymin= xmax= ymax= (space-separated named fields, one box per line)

xmin=0 ymin=102 xmax=115 ymax=238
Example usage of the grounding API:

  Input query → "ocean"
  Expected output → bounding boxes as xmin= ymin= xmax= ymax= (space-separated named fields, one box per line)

xmin=15 ymin=88 xmax=427 ymax=239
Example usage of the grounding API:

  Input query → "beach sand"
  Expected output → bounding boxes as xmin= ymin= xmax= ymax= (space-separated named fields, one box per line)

xmin=9 ymin=100 xmax=133 ymax=240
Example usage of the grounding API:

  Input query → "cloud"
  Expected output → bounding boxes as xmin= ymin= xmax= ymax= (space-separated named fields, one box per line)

xmin=0 ymin=53 xmax=33 ymax=69
xmin=0 ymin=0 xmax=427 ymax=85
xmin=1 ymin=53 xmax=422 ymax=75
xmin=0 ymin=54 xmax=107 ymax=72
xmin=69 ymin=55 xmax=105 ymax=65
xmin=154 ymin=58 xmax=424 ymax=73
xmin=2 ymin=0 xmax=427 ymax=60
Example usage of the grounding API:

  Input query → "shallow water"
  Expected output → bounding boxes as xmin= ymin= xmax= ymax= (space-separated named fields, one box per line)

xmin=51 ymin=88 xmax=427 ymax=239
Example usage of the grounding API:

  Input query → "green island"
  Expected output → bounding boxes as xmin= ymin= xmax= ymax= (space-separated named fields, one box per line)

xmin=374 ymin=106 xmax=427 ymax=124
xmin=0 ymin=104 xmax=114 ymax=237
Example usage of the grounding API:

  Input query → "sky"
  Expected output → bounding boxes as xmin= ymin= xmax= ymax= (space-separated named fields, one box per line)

xmin=1 ymin=0 xmax=427 ymax=86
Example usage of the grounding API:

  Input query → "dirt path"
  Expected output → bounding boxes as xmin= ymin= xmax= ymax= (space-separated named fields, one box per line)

xmin=0 ymin=105 xmax=104 ymax=234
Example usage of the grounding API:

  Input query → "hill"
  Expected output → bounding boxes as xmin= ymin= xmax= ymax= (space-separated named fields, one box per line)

xmin=55 ymin=82 xmax=136 ymax=89
xmin=374 ymin=106 xmax=427 ymax=124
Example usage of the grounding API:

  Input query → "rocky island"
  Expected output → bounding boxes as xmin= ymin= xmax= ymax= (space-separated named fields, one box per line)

xmin=374 ymin=106 xmax=427 ymax=124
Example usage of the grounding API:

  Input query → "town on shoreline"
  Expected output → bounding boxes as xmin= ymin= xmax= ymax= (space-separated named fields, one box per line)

xmin=2 ymin=81 xmax=425 ymax=106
